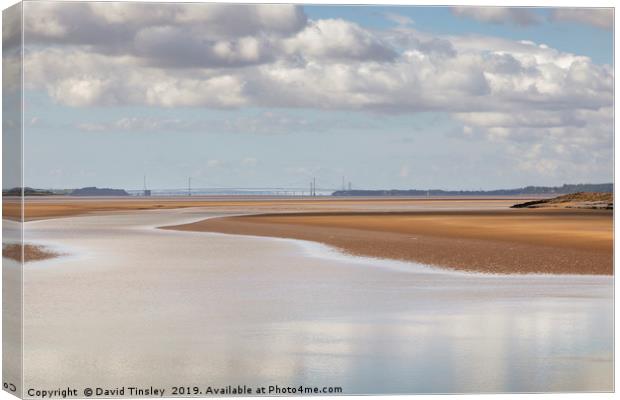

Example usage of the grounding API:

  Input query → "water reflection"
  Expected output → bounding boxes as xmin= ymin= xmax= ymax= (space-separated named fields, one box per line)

xmin=22 ymin=210 xmax=613 ymax=393
xmin=251 ymin=295 xmax=612 ymax=393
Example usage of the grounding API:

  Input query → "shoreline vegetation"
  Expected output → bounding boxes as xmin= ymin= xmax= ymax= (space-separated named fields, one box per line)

xmin=511 ymin=192 xmax=613 ymax=209
xmin=4 ymin=182 xmax=612 ymax=197
xmin=332 ymin=183 xmax=613 ymax=197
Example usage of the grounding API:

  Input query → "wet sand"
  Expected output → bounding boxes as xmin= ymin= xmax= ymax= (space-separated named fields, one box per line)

xmin=9 ymin=196 xmax=613 ymax=274
xmin=166 ymin=209 xmax=613 ymax=275
xmin=2 ymin=243 xmax=61 ymax=262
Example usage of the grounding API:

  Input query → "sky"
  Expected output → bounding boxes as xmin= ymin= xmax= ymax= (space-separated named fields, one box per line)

xmin=3 ymin=2 xmax=614 ymax=191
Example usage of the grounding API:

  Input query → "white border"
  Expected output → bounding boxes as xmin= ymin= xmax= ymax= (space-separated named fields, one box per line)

xmin=0 ymin=1 xmax=615 ymax=400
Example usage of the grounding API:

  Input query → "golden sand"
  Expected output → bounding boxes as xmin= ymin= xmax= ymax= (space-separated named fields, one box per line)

xmin=165 ymin=209 xmax=613 ymax=275
xmin=4 ymin=197 xmax=612 ymax=274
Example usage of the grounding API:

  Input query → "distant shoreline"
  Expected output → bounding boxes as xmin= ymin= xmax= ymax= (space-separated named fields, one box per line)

xmin=6 ymin=196 xmax=534 ymax=221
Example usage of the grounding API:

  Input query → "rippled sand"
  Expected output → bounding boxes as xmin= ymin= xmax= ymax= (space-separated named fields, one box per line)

xmin=11 ymin=208 xmax=613 ymax=393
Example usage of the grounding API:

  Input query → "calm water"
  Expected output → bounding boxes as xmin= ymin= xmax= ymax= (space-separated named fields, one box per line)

xmin=17 ymin=209 xmax=613 ymax=394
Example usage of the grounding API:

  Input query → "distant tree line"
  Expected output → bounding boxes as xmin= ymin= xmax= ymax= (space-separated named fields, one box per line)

xmin=69 ymin=187 xmax=129 ymax=196
xmin=3 ymin=186 xmax=129 ymax=196
xmin=2 ymin=187 xmax=54 ymax=196
xmin=331 ymin=183 xmax=613 ymax=197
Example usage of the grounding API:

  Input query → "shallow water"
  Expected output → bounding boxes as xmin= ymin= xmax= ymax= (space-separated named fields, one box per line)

xmin=19 ymin=209 xmax=613 ymax=394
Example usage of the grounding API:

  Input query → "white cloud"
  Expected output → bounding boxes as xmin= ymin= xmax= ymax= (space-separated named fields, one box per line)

xmin=455 ymin=106 xmax=612 ymax=179
xmin=89 ymin=2 xmax=170 ymax=25
xmin=144 ymin=75 xmax=248 ymax=108
xmin=75 ymin=112 xmax=330 ymax=136
xmin=49 ymin=78 xmax=110 ymax=108
xmin=17 ymin=2 xmax=613 ymax=178
xmin=384 ymin=13 xmax=414 ymax=27
xmin=24 ymin=15 xmax=612 ymax=115
xmin=549 ymin=8 xmax=613 ymax=30
xmin=24 ymin=3 xmax=68 ymax=38
xmin=172 ymin=3 xmax=306 ymax=37
xmin=23 ymin=3 xmax=307 ymax=43
xmin=517 ymin=156 xmax=560 ymax=176
xmin=132 ymin=26 xmax=275 ymax=68
xmin=451 ymin=7 xmax=542 ymax=26
xmin=283 ymin=19 xmax=396 ymax=62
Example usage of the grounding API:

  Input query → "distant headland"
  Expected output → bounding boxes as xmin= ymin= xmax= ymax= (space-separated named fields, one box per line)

xmin=331 ymin=183 xmax=613 ymax=197
xmin=2 ymin=186 xmax=130 ymax=196
xmin=70 ymin=187 xmax=130 ymax=196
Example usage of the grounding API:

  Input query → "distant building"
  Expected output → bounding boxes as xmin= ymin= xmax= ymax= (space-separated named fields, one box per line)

xmin=143 ymin=190 xmax=151 ymax=197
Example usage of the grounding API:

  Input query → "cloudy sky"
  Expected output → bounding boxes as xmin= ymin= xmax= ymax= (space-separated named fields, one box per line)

xmin=5 ymin=2 xmax=614 ymax=190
